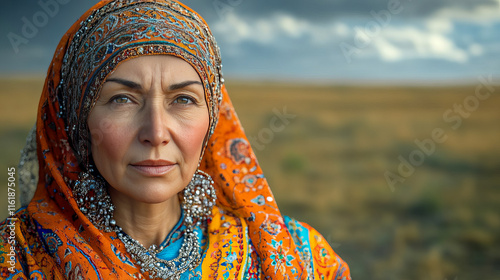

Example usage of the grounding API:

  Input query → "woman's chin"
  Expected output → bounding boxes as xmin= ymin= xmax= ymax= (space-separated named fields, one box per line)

xmin=129 ymin=189 xmax=179 ymax=204
xmin=109 ymin=184 xmax=180 ymax=205
xmin=134 ymin=194 xmax=175 ymax=204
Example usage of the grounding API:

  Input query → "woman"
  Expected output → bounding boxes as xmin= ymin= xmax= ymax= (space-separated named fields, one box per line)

xmin=0 ymin=0 xmax=351 ymax=279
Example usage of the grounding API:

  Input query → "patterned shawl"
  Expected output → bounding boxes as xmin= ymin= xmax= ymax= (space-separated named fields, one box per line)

xmin=0 ymin=0 xmax=351 ymax=279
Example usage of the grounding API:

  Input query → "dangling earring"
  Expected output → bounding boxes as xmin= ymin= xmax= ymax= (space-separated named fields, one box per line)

xmin=182 ymin=169 xmax=217 ymax=226
xmin=72 ymin=166 xmax=117 ymax=232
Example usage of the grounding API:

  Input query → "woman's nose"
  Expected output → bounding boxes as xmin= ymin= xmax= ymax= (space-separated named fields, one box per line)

xmin=138 ymin=100 xmax=171 ymax=146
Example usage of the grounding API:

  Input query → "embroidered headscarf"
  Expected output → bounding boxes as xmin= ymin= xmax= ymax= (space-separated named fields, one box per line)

xmin=1 ymin=0 xmax=351 ymax=279
xmin=59 ymin=0 xmax=222 ymax=167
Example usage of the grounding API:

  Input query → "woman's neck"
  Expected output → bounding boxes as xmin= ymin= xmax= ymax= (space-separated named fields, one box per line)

xmin=109 ymin=187 xmax=181 ymax=248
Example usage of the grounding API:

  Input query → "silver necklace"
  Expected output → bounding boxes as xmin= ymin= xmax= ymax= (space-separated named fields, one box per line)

xmin=117 ymin=227 xmax=201 ymax=279
xmin=73 ymin=170 xmax=216 ymax=279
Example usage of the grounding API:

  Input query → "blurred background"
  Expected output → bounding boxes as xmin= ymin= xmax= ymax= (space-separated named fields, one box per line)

xmin=1 ymin=0 xmax=499 ymax=279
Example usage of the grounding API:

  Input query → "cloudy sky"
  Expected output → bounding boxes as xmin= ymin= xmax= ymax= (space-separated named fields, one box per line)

xmin=1 ymin=0 xmax=499 ymax=83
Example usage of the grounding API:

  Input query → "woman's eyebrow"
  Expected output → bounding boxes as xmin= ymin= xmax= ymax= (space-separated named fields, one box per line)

xmin=169 ymin=80 xmax=203 ymax=91
xmin=105 ymin=79 xmax=202 ymax=91
xmin=105 ymin=78 xmax=142 ymax=90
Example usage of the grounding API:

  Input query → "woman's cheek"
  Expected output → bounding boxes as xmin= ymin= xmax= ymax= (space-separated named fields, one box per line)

xmin=90 ymin=117 xmax=129 ymax=166
xmin=89 ymin=109 xmax=117 ymax=144
xmin=179 ymin=117 xmax=210 ymax=162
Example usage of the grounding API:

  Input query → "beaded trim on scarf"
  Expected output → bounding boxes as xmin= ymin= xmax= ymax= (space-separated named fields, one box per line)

xmin=56 ymin=0 xmax=223 ymax=167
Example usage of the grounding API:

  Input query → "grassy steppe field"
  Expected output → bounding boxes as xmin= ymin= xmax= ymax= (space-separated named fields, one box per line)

xmin=1 ymin=77 xmax=499 ymax=279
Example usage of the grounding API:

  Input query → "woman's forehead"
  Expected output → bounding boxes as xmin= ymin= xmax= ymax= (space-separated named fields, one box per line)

xmin=109 ymin=55 xmax=200 ymax=79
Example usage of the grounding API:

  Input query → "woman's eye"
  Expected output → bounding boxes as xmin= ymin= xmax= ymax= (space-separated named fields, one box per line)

xmin=111 ymin=95 xmax=131 ymax=104
xmin=174 ymin=96 xmax=194 ymax=105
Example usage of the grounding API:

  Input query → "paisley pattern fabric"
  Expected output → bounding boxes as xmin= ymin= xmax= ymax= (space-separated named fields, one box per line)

xmin=0 ymin=0 xmax=351 ymax=279
xmin=0 ymin=207 xmax=344 ymax=279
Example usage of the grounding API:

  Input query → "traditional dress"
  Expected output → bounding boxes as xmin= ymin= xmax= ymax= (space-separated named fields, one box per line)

xmin=0 ymin=0 xmax=351 ymax=279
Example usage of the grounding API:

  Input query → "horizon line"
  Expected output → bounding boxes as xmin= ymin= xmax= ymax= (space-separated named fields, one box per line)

xmin=1 ymin=73 xmax=498 ymax=87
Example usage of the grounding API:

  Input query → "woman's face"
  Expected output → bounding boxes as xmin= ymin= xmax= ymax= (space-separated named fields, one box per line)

xmin=88 ymin=55 xmax=209 ymax=204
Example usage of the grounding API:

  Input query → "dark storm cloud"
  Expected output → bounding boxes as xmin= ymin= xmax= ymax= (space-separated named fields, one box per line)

xmin=0 ymin=1 xmax=96 ymax=54
xmin=185 ymin=0 xmax=499 ymax=22
xmin=1 ymin=0 xmax=496 ymax=50
xmin=0 ymin=0 xmax=498 ymax=80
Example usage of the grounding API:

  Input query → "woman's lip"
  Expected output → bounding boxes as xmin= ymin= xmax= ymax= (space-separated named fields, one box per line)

xmin=131 ymin=159 xmax=175 ymax=166
xmin=129 ymin=164 xmax=176 ymax=176
xmin=129 ymin=160 xmax=176 ymax=176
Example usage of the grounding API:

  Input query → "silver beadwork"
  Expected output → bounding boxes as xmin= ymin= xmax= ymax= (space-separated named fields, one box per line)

xmin=118 ymin=226 xmax=200 ymax=279
xmin=73 ymin=169 xmax=216 ymax=279
xmin=181 ymin=170 xmax=217 ymax=227
xmin=72 ymin=168 xmax=117 ymax=232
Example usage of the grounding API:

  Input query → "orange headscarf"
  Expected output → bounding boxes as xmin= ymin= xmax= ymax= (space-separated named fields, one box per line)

xmin=0 ymin=1 xmax=351 ymax=279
